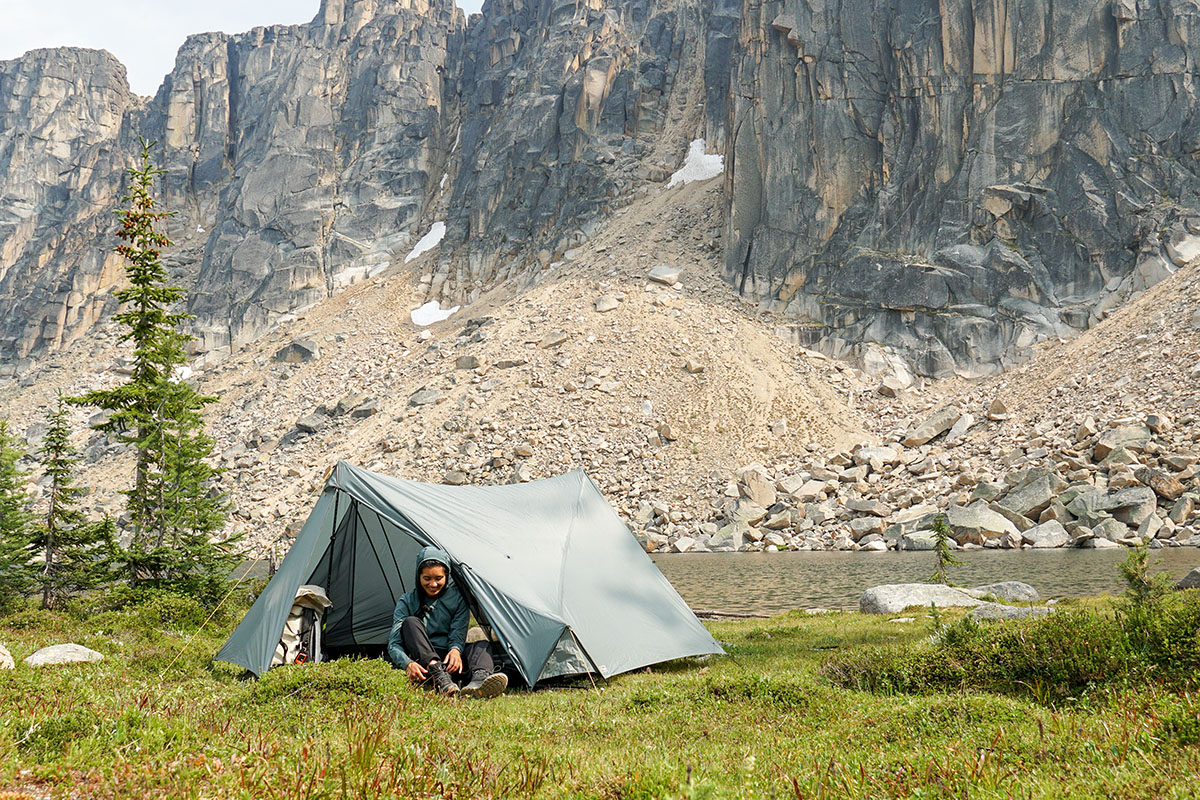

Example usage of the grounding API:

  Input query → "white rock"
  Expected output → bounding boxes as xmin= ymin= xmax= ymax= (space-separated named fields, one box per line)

xmin=23 ymin=643 xmax=104 ymax=667
xmin=0 ymin=643 xmax=13 ymax=670
xmin=860 ymin=584 xmax=986 ymax=614
xmin=648 ymin=265 xmax=682 ymax=285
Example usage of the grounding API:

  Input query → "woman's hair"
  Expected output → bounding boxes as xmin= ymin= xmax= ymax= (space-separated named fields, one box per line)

xmin=418 ymin=559 xmax=447 ymax=575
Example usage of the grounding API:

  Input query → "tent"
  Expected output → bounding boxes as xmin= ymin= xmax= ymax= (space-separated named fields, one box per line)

xmin=216 ymin=462 xmax=724 ymax=684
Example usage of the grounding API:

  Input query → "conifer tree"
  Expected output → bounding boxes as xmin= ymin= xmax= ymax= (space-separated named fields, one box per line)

xmin=72 ymin=139 xmax=236 ymax=601
xmin=33 ymin=394 xmax=120 ymax=608
xmin=0 ymin=420 xmax=34 ymax=610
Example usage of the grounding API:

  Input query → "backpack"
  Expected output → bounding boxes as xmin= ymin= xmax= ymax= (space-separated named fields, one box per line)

xmin=271 ymin=585 xmax=332 ymax=667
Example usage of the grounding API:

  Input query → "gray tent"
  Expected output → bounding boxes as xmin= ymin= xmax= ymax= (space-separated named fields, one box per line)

xmin=216 ymin=462 xmax=723 ymax=683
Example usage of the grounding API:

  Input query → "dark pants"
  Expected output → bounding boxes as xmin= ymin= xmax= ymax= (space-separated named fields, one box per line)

xmin=399 ymin=616 xmax=494 ymax=685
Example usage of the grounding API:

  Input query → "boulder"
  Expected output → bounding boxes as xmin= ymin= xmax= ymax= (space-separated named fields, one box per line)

xmin=740 ymin=468 xmax=777 ymax=507
xmin=860 ymin=584 xmax=985 ymax=614
xmin=1081 ymin=536 xmax=1121 ymax=549
xmin=672 ymin=536 xmax=696 ymax=553
xmin=273 ymin=339 xmax=320 ymax=363
xmin=683 ymin=358 xmax=705 ymax=374
xmin=998 ymin=469 xmax=1068 ymax=519
xmin=24 ymin=643 xmax=103 ymax=667
xmin=853 ymin=445 xmax=900 ymax=465
xmin=455 ymin=355 xmax=482 ymax=370
xmin=1093 ymin=426 xmax=1152 ymax=460
xmin=860 ymin=540 xmax=889 ymax=552
xmin=408 ymin=388 xmax=443 ymax=406
xmin=986 ymin=397 xmax=1010 ymax=421
xmin=943 ymin=413 xmax=976 ymax=446
xmin=899 ymin=530 xmax=938 ymax=550
xmin=945 ymin=502 xmax=1019 ymax=545
xmin=295 ymin=412 xmax=327 ymax=433
xmin=538 ymin=331 xmax=569 ymax=349
xmin=1134 ymin=468 xmax=1186 ymax=501
xmin=1109 ymin=487 xmax=1158 ymax=526
xmin=1093 ymin=518 xmax=1130 ymax=542
xmin=903 ymin=405 xmax=962 ymax=447
xmin=966 ymin=581 xmax=1040 ymax=603
xmin=1022 ymin=519 xmax=1069 ymax=548
xmin=0 ymin=643 xmax=13 ymax=670
xmin=1170 ymin=497 xmax=1196 ymax=525
xmin=593 ymin=295 xmax=620 ymax=313
xmin=968 ymin=604 xmax=1055 ymax=621
xmin=648 ymin=265 xmax=682 ymax=285
xmin=1177 ymin=567 xmax=1200 ymax=590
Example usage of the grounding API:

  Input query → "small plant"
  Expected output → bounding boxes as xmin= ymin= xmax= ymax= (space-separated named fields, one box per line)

xmin=927 ymin=514 xmax=962 ymax=585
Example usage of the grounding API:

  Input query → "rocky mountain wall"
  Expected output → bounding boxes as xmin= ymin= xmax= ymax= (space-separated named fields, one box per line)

xmin=3 ymin=0 xmax=1200 ymax=378
xmin=0 ymin=48 xmax=138 ymax=366
xmin=725 ymin=0 xmax=1200 ymax=377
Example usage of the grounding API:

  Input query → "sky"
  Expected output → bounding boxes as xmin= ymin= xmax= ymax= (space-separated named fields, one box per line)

xmin=0 ymin=0 xmax=486 ymax=97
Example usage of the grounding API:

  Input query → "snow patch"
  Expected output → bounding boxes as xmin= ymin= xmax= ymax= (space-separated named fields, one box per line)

xmin=404 ymin=221 xmax=446 ymax=263
xmin=410 ymin=301 xmax=460 ymax=327
xmin=667 ymin=139 xmax=724 ymax=188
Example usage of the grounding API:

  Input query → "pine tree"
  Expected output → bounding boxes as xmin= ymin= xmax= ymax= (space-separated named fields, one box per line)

xmin=0 ymin=420 xmax=34 ymax=610
xmin=928 ymin=514 xmax=963 ymax=585
xmin=72 ymin=139 xmax=235 ymax=601
xmin=33 ymin=394 xmax=120 ymax=609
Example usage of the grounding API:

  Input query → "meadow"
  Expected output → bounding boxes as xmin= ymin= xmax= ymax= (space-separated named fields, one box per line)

xmin=1 ymin=583 xmax=1198 ymax=799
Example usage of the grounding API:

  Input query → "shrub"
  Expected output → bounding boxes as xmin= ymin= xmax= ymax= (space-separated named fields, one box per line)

xmin=13 ymin=710 xmax=99 ymax=758
xmin=136 ymin=592 xmax=208 ymax=630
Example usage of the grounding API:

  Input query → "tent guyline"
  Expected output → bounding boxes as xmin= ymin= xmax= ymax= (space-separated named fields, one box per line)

xmin=216 ymin=462 xmax=724 ymax=685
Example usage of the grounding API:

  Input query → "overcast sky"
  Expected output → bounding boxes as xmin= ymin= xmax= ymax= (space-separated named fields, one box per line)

xmin=0 ymin=0 xmax=486 ymax=97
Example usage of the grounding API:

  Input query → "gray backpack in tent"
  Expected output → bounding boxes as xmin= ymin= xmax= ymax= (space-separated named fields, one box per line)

xmin=270 ymin=585 xmax=332 ymax=667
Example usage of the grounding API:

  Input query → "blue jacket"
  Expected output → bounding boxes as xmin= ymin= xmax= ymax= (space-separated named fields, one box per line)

xmin=386 ymin=545 xmax=469 ymax=667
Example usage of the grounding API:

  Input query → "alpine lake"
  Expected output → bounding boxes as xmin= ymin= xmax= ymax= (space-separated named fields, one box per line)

xmin=652 ymin=547 xmax=1200 ymax=615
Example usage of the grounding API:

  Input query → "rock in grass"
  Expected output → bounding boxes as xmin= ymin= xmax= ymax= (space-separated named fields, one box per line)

xmin=1177 ymin=567 xmax=1200 ymax=590
xmin=24 ymin=643 xmax=103 ymax=667
xmin=0 ymin=644 xmax=13 ymax=670
xmin=859 ymin=584 xmax=985 ymax=614
xmin=968 ymin=603 xmax=1055 ymax=621
xmin=966 ymin=581 xmax=1040 ymax=603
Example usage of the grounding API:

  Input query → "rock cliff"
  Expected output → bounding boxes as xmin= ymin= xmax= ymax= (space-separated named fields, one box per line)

xmin=2 ymin=0 xmax=1200 ymax=377
xmin=726 ymin=0 xmax=1200 ymax=376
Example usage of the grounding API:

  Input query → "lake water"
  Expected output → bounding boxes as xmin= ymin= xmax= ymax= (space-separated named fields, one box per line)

xmin=651 ymin=548 xmax=1200 ymax=615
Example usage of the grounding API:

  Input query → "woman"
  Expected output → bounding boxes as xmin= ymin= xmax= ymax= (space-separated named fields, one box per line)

xmin=386 ymin=545 xmax=508 ymax=698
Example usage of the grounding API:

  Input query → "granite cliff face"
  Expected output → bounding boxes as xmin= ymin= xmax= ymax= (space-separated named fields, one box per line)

xmin=725 ymin=0 xmax=1200 ymax=376
xmin=2 ymin=0 xmax=1200 ymax=377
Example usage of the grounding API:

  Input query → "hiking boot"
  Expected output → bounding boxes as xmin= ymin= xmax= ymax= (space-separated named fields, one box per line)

xmin=427 ymin=661 xmax=459 ymax=696
xmin=461 ymin=669 xmax=508 ymax=699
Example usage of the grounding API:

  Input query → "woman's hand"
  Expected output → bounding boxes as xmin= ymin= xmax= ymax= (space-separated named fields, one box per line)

xmin=445 ymin=648 xmax=463 ymax=674
xmin=406 ymin=661 xmax=428 ymax=682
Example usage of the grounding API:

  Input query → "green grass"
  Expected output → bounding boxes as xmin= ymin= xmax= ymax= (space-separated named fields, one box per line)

xmin=1 ymin=597 xmax=1199 ymax=799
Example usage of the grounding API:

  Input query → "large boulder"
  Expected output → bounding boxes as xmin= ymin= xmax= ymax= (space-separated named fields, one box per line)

xmin=998 ymin=469 xmax=1068 ymax=519
xmin=23 ymin=643 xmax=104 ymax=667
xmin=1093 ymin=426 xmax=1152 ymax=460
xmin=860 ymin=583 xmax=985 ymax=614
xmin=1022 ymin=519 xmax=1069 ymax=548
xmin=903 ymin=405 xmax=962 ymax=447
xmin=966 ymin=582 xmax=1040 ymax=603
xmin=899 ymin=530 xmax=938 ymax=550
xmin=945 ymin=502 xmax=1020 ymax=545
xmin=1135 ymin=468 xmax=1186 ymax=502
xmin=273 ymin=339 xmax=321 ymax=363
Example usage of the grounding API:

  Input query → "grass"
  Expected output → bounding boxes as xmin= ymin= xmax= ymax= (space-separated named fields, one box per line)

xmin=1 ymin=595 xmax=1199 ymax=799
